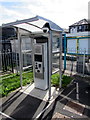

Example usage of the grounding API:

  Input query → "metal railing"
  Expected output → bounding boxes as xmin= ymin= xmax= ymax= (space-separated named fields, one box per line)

xmin=63 ymin=48 xmax=90 ymax=76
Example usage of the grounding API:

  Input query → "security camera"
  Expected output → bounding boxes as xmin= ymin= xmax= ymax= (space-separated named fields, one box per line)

xmin=42 ymin=27 xmax=49 ymax=33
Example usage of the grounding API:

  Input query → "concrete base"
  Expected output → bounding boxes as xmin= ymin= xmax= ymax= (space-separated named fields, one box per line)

xmin=20 ymin=83 xmax=59 ymax=102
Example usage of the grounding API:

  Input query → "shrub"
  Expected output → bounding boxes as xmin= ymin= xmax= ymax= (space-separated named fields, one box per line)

xmin=51 ymin=73 xmax=72 ymax=88
xmin=0 ymin=71 xmax=33 ymax=97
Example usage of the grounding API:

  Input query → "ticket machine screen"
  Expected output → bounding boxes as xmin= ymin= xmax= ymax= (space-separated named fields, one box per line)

xmin=34 ymin=55 xmax=42 ymax=62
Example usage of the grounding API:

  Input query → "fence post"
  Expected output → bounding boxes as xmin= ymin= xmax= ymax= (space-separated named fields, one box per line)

xmin=83 ymin=49 xmax=86 ymax=76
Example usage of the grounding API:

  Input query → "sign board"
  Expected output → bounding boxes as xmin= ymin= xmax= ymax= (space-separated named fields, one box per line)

xmin=67 ymin=37 xmax=90 ymax=55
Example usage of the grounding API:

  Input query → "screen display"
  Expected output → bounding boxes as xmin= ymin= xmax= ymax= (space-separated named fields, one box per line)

xmin=34 ymin=54 xmax=42 ymax=62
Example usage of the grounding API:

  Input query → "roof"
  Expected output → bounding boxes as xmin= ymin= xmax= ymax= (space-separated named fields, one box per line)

xmin=69 ymin=19 xmax=89 ymax=27
xmin=2 ymin=15 xmax=63 ymax=33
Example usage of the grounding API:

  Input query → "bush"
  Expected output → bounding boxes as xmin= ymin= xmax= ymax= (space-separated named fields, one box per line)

xmin=51 ymin=73 xmax=72 ymax=88
xmin=1 ymin=71 xmax=72 ymax=97
xmin=0 ymin=71 xmax=33 ymax=97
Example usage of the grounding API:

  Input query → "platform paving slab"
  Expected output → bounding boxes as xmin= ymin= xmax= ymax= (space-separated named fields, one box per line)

xmin=20 ymin=83 xmax=59 ymax=101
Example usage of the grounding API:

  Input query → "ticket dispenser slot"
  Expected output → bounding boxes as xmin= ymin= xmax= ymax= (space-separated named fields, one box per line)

xmin=33 ymin=37 xmax=48 ymax=90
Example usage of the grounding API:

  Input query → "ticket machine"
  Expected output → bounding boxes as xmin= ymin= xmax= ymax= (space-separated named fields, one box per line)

xmin=33 ymin=36 xmax=49 ymax=90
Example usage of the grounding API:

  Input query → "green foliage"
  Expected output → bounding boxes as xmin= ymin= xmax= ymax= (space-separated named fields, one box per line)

xmin=0 ymin=71 xmax=33 ymax=97
xmin=1 ymin=70 xmax=72 ymax=97
xmin=51 ymin=73 xmax=60 ymax=86
xmin=0 ymin=73 xmax=13 ymax=79
xmin=51 ymin=73 xmax=72 ymax=88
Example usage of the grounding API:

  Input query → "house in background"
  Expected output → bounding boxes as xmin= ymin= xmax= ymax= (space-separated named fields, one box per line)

xmin=66 ymin=19 xmax=90 ymax=55
xmin=69 ymin=19 xmax=90 ymax=33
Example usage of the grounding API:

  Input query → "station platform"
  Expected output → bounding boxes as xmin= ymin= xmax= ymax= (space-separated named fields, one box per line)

xmin=1 ymin=84 xmax=59 ymax=119
xmin=20 ymin=83 xmax=59 ymax=102
xmin=1 ymin=76 xmax=90 ymax=119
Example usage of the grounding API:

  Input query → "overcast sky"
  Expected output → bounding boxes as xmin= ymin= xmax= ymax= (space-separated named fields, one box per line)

xmin=0 ymin=0 xmax=89 ymax=29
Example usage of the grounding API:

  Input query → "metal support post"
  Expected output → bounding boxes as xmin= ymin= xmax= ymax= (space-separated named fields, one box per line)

xmin=31 ymin=38 xmax=34 ymax=69
xmin=71 ymin=55 xmax=73 ymax=72
xmin=14 ymin=39 xmax=18 ymax=74
xmin=16 ymin=52 xmax=18 ymax=74
xmin=64 ymin=34 xmax=66 ymax=70
xmin=0 ymin=51 xmax=2 ymax=71
xmin=18 ymin=28 xmax=23 ymax=89
xmin=59 ymin=32 xmax=62 ymax=89
xmin=83 ymin=50 xmax=86 ymax=76
xmin=0 ymin=28 xmax=2 ymax=72
xmin=9 ymin=42 xmax=14 ymax=73
xmin=48 ymin=30 xmax=52 ymax=100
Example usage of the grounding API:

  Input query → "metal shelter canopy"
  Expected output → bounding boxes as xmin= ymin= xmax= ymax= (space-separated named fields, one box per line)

xmin=2 ymin=15 xmax=63 ymax=33
xmin=2 ymin=16 xmax=63 ymax=100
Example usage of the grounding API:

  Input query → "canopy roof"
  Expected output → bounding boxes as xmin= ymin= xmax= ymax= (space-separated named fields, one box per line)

xmin=2 ymin=15 xmax=63 ymax=33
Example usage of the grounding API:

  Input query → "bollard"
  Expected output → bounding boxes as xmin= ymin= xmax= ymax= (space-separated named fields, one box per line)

xmin=76 ymin=82 xmax=79 ymax=101
xmin=74 ymin=82 xmax=79 ymax=101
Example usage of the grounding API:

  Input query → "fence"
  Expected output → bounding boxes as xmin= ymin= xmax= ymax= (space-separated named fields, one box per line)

xmin=0 ymin=51 xmax=90 ymax=76
xmin=0 ymin=42 xmax=14 ymax=72
xmin=0 ymin=38 xmax=32 ymax=74
xmin=63 ymin=48 xmax=90 ymax=75
xmin=0 ymin=40 xmax=90 ymax=76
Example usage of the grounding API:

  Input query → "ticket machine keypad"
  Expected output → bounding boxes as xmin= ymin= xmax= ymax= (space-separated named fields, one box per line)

xmin=35 ymin=62 xmax=43 ymax=73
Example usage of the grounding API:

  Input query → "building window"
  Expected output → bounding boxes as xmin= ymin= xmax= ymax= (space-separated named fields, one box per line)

xmin=88 ymin=24 xmax=90 ymax=31
xmin=71 ymin=27 xmax=75 ymax=33
xmin=85 ymin=25 xmax=88 ymax=31
xmin=77 ymin=26 xmax=82 ymax=32
xmin=81 ymin=25 xmax=84 ymax=31
xmin=77 ymin=26 xmax=79 ymax=32
xmin=79 ymin=26 xmax=81 ymax=29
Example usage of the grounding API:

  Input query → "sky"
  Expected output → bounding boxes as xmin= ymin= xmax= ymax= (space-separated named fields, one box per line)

xmin=0 ymin=0 xmax=89 ymax=29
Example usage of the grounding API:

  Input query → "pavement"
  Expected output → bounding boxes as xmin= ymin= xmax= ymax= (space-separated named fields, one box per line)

xmin=0 ymin=90 xmax=48 ymax=119
xmin=0 ymin=84 xmax=59 ymax=120
xmin=0 ymin=75 xmax=90 ymax=120
xmin=39 ymin=75 xmax=90 ymax=120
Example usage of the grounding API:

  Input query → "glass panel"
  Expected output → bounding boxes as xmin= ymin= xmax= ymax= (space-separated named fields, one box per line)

xmin=52 ymin=36 xmax=60 ymax=52
xmin=52 ymin=33 xmax=60 ymax=73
